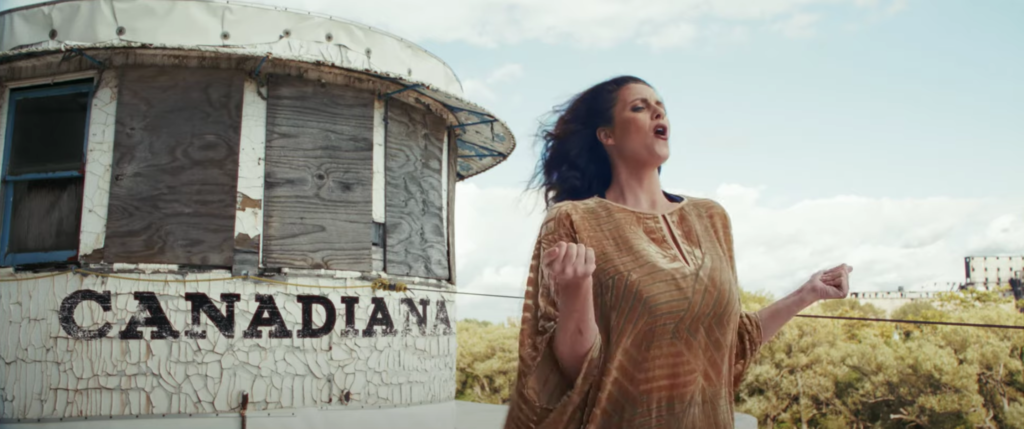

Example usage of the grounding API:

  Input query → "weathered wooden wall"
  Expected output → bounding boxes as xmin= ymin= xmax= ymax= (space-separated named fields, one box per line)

xmin=263 ymin=77 xmax=374 ymax=270
xmin=104 ymin=68 xmax=243 ymax=266
xmin=385 ymin=100 xmax=449 ymax=280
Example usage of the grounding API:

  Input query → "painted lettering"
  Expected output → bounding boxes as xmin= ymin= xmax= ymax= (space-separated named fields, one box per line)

xmin=58 ymin=290 xmax=113 ymax=340
xmin=56 ymin=291 xmax=454 ymax=341
xmin=119 ymin=292 xmax=181 ymax=340
xmin=434 ymin=299 xmax=452 ymax=335
xmin=340 ymin=296 xmax=360 ymax=337
xmin=183 ymin=293 xmax=241 ymax=339
xmin=362 ymin=297 xmax=395 ymax=337
xmin=243 ymin=294 xmax=292 ymax=339
xmin=401 ymin=298 xmax=430 ymax=335
xmin=297 ymin=295 xmax=336 ymax=338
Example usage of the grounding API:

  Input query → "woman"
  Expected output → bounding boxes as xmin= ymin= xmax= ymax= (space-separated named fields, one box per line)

xmin=504 ymin=76 xmax=852 ymax=429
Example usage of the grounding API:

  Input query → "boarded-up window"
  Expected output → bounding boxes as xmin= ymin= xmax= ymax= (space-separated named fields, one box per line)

xmin=1 ymin=80 xmax=92 ymax=266
xmin=385 ymin=100 xmax=449 ymax=279
xmin=263 ymin=77 xmax=374 ymax=270
xmin=104 ymin=68 xmax=243 ymax=266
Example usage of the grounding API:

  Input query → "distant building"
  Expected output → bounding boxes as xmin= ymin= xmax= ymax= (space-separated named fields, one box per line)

xmin=964 ymin=256 xmax=1024 ymax=295
xmin=845 ymin=256 xmax=1024 ymax=316
xmin=849 ymin=285 xmax=953 ymax=315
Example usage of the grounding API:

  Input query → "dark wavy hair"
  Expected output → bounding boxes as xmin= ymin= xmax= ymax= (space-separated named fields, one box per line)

xmin=528 ymin=75 xmax=653 ymax=207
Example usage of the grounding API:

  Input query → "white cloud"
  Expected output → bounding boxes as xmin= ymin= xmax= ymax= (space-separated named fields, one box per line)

xmin=774 ymin=13 xmax=820 ymax=39
xmin=487 ymin=63 xmax=525 ymax=83
xmin=638 ymin=23 xmax=700 ymax=51
xmin=886 ymin=0 xmax=910 ymax=16
xmin=454 ymin=182 xmax=1024 ymax=322
xmin=461 ymin=80 xmax=497 ymax=102
xmin=237 ymin=0 xmax=909 ymax=49
xmin=452 ymin=182 xmax=547 ymax=322
xmin=461 ymin=63 xmax=525 ymax=102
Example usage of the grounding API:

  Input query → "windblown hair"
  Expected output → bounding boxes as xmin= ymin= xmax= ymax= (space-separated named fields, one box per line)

xmin=528 ymin=75 xmax=651 ymax=207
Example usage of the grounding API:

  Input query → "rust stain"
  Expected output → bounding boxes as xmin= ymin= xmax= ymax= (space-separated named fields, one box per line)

xmin=234 ymin=233 xmax=260 ymax=252
xmin=237 ymin=193 xmax=261 ymax=211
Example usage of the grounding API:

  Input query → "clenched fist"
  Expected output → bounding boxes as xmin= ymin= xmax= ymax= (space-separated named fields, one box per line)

xmin=542 ymin=242 xmax=596 ymax=301
xmin=803 ymin=264 xmax=853 ymax=301
xmin=543 ymin=241 xmax=600 ymax=382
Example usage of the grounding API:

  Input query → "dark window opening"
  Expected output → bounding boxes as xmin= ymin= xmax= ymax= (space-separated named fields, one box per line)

xmin=1 ymin=80 xmax=92 ymax=266
xmin=372 ymin=222 xmax=385 ymax=247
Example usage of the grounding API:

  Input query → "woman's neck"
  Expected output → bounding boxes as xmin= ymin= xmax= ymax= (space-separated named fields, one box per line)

xmin=603 ymin=167 xmax=676 ymax=214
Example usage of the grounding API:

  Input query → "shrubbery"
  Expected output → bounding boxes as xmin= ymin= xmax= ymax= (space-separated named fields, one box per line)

xmin=456 ymin=289 xmax=1024 ymax=428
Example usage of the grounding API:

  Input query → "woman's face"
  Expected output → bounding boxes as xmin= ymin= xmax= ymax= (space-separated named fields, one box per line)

xmin=598 ymin=83 xmax=670 ymax=170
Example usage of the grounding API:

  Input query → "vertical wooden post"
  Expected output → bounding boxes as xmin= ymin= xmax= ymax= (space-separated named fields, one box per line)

xmin=79 ymin=71 xmax=117 ymax=262
xmin=233 ymin=78 xmax=267 ymax=275
xmin=372 ymin=97 xmax=387 ymax=272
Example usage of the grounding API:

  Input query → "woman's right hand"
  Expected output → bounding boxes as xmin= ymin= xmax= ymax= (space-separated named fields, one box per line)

xmin=542 ymin=242 xmax=596 ymax=301
xmin=543 ymin=242 xmax=599 ymax=382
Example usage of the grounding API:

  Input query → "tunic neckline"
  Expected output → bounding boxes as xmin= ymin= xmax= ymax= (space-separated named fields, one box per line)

xmin=592 ymin=190 xmax=689 ymax=216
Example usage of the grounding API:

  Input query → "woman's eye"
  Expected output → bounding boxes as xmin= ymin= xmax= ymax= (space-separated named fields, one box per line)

xmin=631 ymin=106 xmax=645 ymax=112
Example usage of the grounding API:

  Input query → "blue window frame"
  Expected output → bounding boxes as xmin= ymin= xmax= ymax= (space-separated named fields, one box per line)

xmin=1 ymin=81 xmax=94 ymax=266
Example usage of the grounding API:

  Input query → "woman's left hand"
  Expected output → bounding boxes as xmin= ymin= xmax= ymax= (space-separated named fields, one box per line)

xmin=801 ymin=264 xmax=853 ymax=301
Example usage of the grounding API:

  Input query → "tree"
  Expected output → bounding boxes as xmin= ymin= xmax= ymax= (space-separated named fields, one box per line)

xmin=456 ymin=318 xmax=520 ymax=404
xmin=735 ymin=292 xmax=1024 ymax=428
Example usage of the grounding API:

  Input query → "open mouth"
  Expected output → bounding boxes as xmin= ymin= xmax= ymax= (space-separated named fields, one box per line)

xmin=654 ymin=125 xmax=668 ymax=140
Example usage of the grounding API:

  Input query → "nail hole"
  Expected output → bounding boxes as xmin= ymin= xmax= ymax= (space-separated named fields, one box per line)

xmin=116 ymin=26 xmax=126 ymax=36
xmin=325 ymin=33 xmax=333 ymax=42
xmin=283 ymin=29 xmax=291 ymax=37
xmin=49 ymin=29 xmax=58 ymax=40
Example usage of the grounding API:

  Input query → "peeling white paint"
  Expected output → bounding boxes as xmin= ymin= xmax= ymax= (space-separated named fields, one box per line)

xmin=235 ymin=79 xmax=268 ymax=258
xmin=372 ymin=98 xmax=386 ymax=224
xmin=79 ymin=73 xmax=118 ymax=259
xmin=281 ymin=268 xmax=363 ymax=279
xmin=0 ymin=272 xmax=457 ymax=421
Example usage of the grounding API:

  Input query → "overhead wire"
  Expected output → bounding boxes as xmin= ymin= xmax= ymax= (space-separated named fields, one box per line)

xmin=2 ymin=269 xmax=1021 ymax=329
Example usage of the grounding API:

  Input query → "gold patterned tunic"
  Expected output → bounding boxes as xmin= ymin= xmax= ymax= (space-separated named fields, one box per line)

xmin=504 ymin=194 xmax=763 ymax=429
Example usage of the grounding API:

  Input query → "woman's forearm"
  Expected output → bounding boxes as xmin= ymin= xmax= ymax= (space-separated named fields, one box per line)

xmin=756 ymin=287 xmax=817 ymax=342
xmin=552 ymin=280 xmax=599 ymax=383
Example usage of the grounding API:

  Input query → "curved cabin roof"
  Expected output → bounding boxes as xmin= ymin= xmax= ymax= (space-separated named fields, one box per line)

xmin=0 ymin=0 xmax=514 ymax=180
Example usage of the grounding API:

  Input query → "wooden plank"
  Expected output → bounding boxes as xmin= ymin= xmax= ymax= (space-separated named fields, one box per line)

xmin=447 ymin=128 xmax=457 ymax=284
xmin=385 ymin=100 xmax=448 ymax=279
xmin=105 ymin=68 xmax=243 ymax=266
xmin=263 ymin=77 xmax=374 ymax=270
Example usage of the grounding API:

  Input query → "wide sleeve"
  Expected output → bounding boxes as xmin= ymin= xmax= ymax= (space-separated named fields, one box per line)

xmin=709 ymin=200 xmax=765 ymax=390
xmin=733 ymin=311 xmax=763 ymax=390
xmin=504 ymin=204 xmax=603 ymax=429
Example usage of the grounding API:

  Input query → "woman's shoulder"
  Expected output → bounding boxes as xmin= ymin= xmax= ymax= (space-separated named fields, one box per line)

xmin=545 ymin=197 xmax=599 ymax=218
xmin=676 ymin=195 xmax=733 ymax=232
xmin=680 ymin=194 xmax=728 ymax=214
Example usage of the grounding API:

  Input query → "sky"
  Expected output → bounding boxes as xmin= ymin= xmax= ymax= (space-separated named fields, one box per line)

xmin=5 ymin=0 xmax=1022 ymax=323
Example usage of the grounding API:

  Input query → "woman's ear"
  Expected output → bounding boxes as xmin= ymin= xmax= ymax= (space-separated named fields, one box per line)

xmin=596 ymin=127 xmax=614 ymax=146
